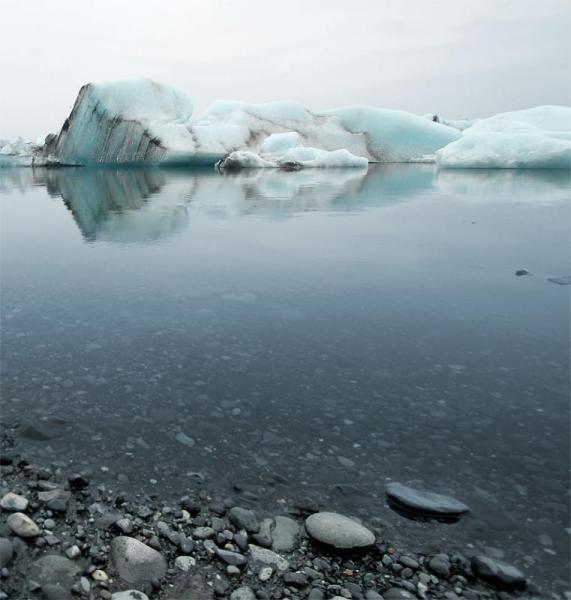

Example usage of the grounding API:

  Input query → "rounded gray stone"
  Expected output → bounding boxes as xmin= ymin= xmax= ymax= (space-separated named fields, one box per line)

xmin=230 ymin=587 xmax=255 ymax=600
xmin=248 ymin=544 xmax=289 ymax=570
xmin=29 ymin=555 xmax=81 ymax=596
xmin=385 ymin=483 xmax=469 ymax=516
xmin=383 ymin=589 xmax=416 ymax=599
xmin=110 ymin=536 xmax=167 ymax=584
xmin=271 ymin=516 xmax=300 ymax=552
xmin=0 ymin=492 xmax=29 ymax=511
xmin=7 ymin=512 xmax=40 ymax=538
xmin=305 ymin=512 xmax=375 ymax=549
xmin=112 ymin=592 xmax=150 ymax=600
xmin=228 ymin=507 xmax=259 ymax=533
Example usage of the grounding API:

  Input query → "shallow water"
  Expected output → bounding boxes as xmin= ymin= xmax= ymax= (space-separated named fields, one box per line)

xmin=1 ymin=165 xmax=570 ymax=593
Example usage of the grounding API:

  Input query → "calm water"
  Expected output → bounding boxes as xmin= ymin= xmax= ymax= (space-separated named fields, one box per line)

xmin=1 ymin=166 xmax=570 ymax=593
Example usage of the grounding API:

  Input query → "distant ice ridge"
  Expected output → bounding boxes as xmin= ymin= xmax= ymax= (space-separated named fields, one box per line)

xmin=436 ymin=106 xmax=571 ymax=169
xmin=0 ymin=137 xmax=52 ymax=167
xmin=1 ymin=80 xmax=570 ymax=170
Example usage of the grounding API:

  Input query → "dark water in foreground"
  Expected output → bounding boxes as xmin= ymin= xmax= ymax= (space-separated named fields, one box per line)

xmin=1 ymin=166 xmax=570 ymax=593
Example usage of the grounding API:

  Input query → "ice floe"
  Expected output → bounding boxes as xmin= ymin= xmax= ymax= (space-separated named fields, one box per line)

xmin=436 ymin=106 xmax=571 ymax=169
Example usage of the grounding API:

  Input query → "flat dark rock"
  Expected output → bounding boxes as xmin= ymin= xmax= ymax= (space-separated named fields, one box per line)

xmin=18 ymin=417 xmax=68 ymax=441
xmin=471 ymin=555 xmax=527 ymax=590
xmin=164 ymin=572 xmax=215 ymax=600
xmin=385 ymin=483 xmax=469 ymax=516
xmin=29 ymin=555 xmax=81 ymax=597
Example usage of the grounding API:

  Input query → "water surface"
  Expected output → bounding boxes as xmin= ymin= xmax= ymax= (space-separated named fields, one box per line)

xmin=1 ymin=165 xmax=570 ymax=593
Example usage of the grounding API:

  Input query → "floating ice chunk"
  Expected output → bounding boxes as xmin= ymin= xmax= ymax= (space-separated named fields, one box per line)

xmin=217 ymin=146 xmax=368 ymax=170
xmin=437 ymin=132 xmax=571 ymax=169
xmin=54 ymin=79 xmax=196 ymax=165
xmin=437 ymin=106 xmax=571 ymax=169
xmin=217 ymin=151 xmax=276 ymax=169
xmin=282 ymin=147 xmax=368 ymax=168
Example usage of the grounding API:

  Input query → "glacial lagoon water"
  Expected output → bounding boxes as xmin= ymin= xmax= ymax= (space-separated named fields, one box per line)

xmin=1 ymin=165 xmax=570 ymax=593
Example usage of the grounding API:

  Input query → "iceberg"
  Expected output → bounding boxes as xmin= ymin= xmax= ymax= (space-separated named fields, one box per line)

xmin=436 ymin=106 xmax=571 ymax=169
xmin=15 ymin=79 xmax=460 ymax=168
xmin=0 ymin=136 xmax=54 ymax=167
xmin=54 ymin=79 xmax=197 ymax=165
xmin=2 ymin=80 xmax=569 ymax=170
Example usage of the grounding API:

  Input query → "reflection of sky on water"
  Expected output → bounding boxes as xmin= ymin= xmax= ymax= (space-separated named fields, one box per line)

xmin=1 ymin=165 xmax=569 ymax=593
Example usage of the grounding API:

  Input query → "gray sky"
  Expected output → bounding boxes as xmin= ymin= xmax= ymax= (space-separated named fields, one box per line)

xmin=2 ymin=0 xmax=570 ymax=139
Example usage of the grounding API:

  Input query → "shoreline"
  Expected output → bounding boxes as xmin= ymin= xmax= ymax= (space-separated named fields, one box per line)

xmin=0 ymin=436 xmax=539 ymax=600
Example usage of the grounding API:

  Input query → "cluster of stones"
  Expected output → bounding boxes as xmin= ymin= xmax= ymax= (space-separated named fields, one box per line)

xmin=0 ymin=456 xmax=531 ymax=600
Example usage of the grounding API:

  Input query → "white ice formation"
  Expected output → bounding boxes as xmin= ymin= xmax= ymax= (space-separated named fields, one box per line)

xmin=0 ymin=137 xmax=50 ymax=167
xmin=436 ymin=106 xmax=571 ymax=169
xmin=1 ymin=80 xmax=569 ymax=170
xmin=217 ymin=132 xmax=368 ymax=169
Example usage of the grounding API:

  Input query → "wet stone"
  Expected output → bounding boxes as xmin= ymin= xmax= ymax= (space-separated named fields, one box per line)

xmin=111 ymin=592 xmax=150 ymax=600
xmin=428 ymin=553 xmax=451 ymax=578
xmin=116 ymin=518 xmax=134 ymax=534
xmin=385 ymin=483 xmax=469 ymax=517
xmin=471 ymin=555 xmax=527 ymax=590
xmin=29 ymin=555 xmax=81 ymax=598
xmin=37 ymin=489 xmax=71 ymax=513
xmin=175 ymin=432 xmax=196 ymax=447
xmin=305 ymin=512 xmax=375 ymax=550
xmin=68 ymin=474 xmax=90 ymax=490
xmin=399 ymin=556 xmax=419 ymax=569
xmin=193 ymin=526 xmax=214 ymax=539
xmin=7 ymin=512 xmax=40 ymax=537
xmin=283 ymin=572 xmax=308 ymax=587
xmin=0 ymin=539 xmax=14 ymax=568
xmin=215 ymin=547 xmax=247 ymax=566
xmin=249 ymin=544 xmax=289 ymax=571
xmin=0 ymin=492 xmax=28 ymax=511
xmin=228 ymin=506 xmax=260 ymax=533
xmin=383 ymin=588 xmax=416 ymax=599
xmin=234 ymin=530 xmax=248 ymax=551
xmin=17 ymin=417 xmax=67 ymax=441
xmin=271 ymin=515 xmax=300 ymax=552
xmin=174 ymin=555 xmax=196 ymax=571
xmin=110 ymin=536 xmax=167 ymax=584
xmin=230 ymin=587 xmax=255 ymax=600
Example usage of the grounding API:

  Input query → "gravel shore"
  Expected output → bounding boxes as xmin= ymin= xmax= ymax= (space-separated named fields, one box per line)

xmin=0 ymin=436 xmax=544 ymax=600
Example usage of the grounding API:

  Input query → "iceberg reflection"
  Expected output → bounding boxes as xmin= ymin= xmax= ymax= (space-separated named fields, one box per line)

xmin=2 ymin=165 xmax=566 ymax=246
xmin=35 ymin=168 xmax=188 ymax=243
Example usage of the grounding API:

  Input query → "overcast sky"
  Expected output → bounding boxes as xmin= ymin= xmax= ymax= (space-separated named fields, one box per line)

xmin=2 ymin=0 xmax=570 ymax=139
